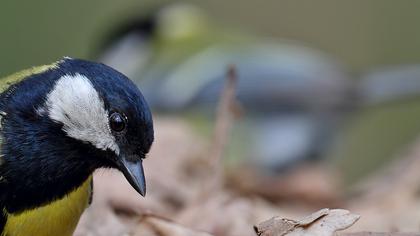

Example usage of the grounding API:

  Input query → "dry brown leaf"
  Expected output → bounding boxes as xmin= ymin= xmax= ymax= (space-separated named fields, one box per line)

xmin=296 ymin=208 xmax=330 ymax=226
xmin=254 ymin=216 xmax=296 ymax=236
xmin=254 ymin=209 xmax=360 ymax=236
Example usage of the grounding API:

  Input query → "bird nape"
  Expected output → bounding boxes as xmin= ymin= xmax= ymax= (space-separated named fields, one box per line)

xmin=0 ymin=57 xmax=154 ymax=236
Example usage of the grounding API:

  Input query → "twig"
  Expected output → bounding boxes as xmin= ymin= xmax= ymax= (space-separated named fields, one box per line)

xmin=187 ymin=65 xmax=239 ymax=204
xmin=209 ymin=64 xmax=238 ymax=168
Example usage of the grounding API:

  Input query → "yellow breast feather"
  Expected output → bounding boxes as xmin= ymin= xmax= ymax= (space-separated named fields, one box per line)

xmin=2 ymin=175 xmax=92 ymax=236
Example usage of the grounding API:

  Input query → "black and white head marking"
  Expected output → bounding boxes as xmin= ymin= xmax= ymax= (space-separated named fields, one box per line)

xmin=43 ymin=73 xmax=120 ymax=154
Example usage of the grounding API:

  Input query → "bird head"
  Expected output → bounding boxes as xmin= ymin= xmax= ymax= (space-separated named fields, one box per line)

xmin=0 ymin=58 xmax=153 ymax=201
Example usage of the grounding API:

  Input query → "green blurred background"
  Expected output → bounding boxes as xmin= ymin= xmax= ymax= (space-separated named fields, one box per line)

xmin=2 ymin=0 xmax=420 ymax=76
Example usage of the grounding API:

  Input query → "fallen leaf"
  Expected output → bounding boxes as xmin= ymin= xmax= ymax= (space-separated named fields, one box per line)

xmin=254 ymin=209 xmax=360 ymax=236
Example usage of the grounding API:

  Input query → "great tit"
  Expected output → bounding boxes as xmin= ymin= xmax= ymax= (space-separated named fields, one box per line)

xmin=0 ymin=57 xmax=154 ymax=235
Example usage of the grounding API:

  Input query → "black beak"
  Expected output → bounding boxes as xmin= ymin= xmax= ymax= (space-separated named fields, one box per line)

xmin=117 ymin=154 xmax=146 ymax=196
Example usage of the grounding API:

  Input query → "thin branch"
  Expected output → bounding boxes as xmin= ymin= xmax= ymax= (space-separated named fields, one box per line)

xmin=209 ymin=64 xmax=238 ymax=168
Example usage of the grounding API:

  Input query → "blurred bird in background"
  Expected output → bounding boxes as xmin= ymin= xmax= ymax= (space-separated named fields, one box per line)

xmin=97 ymin=3 xmax=420 ymax=187
xmin=98 ymin=3 xmax=355 ymax=174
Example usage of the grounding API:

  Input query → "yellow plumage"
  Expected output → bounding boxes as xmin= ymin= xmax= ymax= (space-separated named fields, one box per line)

xmin=2 ymin=176 xmax=92 ymax=236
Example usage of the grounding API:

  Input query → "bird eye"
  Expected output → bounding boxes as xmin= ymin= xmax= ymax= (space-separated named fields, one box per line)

xmin=109 ymin=112 xmax=126 ymax=132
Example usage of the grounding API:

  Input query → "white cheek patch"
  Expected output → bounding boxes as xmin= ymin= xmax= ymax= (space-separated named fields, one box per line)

xmin=44 ymin=73 xmax=120 ymax=154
